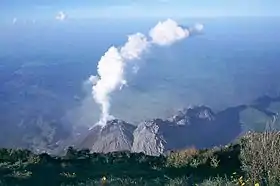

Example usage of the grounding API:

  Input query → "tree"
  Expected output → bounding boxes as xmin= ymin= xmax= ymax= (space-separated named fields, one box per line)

xmin=65 ymin=147 xmax=78 ymax=159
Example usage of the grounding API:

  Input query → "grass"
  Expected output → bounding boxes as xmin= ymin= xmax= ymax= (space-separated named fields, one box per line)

xmin=0 ymin=132 xmax=280 ymax=185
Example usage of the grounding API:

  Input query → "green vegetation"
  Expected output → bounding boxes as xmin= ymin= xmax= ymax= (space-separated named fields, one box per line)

xmin=1 ymin=132 xmax=280 ymax=185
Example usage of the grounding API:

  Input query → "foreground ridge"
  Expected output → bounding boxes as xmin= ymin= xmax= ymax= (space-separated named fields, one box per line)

xmin=1 ymin=132 xmax=280 ymax=185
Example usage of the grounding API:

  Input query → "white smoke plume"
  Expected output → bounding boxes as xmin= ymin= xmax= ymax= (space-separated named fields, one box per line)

xmin=89 ymin=33 xmax=149 ymax=126
xmin=56 ymin=11 xmax=67 ymax=21
xmin=89 ymin=19 xmax=204 ymax=127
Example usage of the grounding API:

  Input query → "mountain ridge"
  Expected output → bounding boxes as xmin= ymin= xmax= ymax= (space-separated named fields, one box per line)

xmin=78 ymin=95 xmax=280 ymax=156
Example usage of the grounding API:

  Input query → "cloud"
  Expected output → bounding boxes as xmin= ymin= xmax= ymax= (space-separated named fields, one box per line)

xmin=194 ymin=23 xmax=204 ymax=32
xmin=89 ymin=19 xmax=204 ymax=127
xmin=55 ymin=11 xmax=67 ymax=21
xmin=188 ymin=23 xmax=204 ymax=34
xmin=12 ymin=18 xmax=18 ymax=25
xmin=149 ymin=19 xmax=190 ymax=46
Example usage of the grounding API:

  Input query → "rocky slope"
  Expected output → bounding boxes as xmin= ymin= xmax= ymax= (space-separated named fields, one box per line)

xmin=78 ymin=95 xmax=280 ymax=156
xmin=132 ymin=105 xmax=245 ymax=156
xmin=79 ymin=106 xmax=242 ymax=156
xmin=78 ymin=119 xmax=136 ymax=153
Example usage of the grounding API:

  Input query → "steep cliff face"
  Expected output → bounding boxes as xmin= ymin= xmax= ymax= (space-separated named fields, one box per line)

xmin=132 ymin=106 xmax=220 ymax=156
xmin=131 ymin=119 xmax=168 ymax=156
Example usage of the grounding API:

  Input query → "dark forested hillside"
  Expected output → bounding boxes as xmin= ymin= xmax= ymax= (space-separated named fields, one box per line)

xmin=2 ymin=132 xmax=280 ymax=185
xmin=0 ymin=144 xmax=241 ymax=186
xmin=0 ymin=132 xmax=280 ymax=186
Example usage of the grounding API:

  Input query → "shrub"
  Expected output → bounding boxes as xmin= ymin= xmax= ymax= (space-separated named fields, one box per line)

xmin=9 ymin=170 xmax=32 ymax=179
xmin=240 ymin=131 xmax=280 ymax=185
xmin=60 ymin=172 xmax=77 ymax=178
xmin=210 ymin=156 xmax=220 ymax=168
xmin=200 ymin=177 xmax=235 ymax=186
xmin=166 ymin=147 xmax=199 ymax=167
xmin=165 ymin=177 xmax=189 ymax=186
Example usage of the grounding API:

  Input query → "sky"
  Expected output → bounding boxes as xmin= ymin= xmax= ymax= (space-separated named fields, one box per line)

xmin=0 ymin=0 xmax=280 ymax=22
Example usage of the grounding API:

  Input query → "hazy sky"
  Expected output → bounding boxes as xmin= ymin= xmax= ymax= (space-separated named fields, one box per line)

xmin=1 ymin=0 xmax=280 ymax=21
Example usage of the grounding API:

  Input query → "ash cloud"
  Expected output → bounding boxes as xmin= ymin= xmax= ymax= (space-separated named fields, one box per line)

xmin=89 ymin=19 xmax=204 ymax=128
